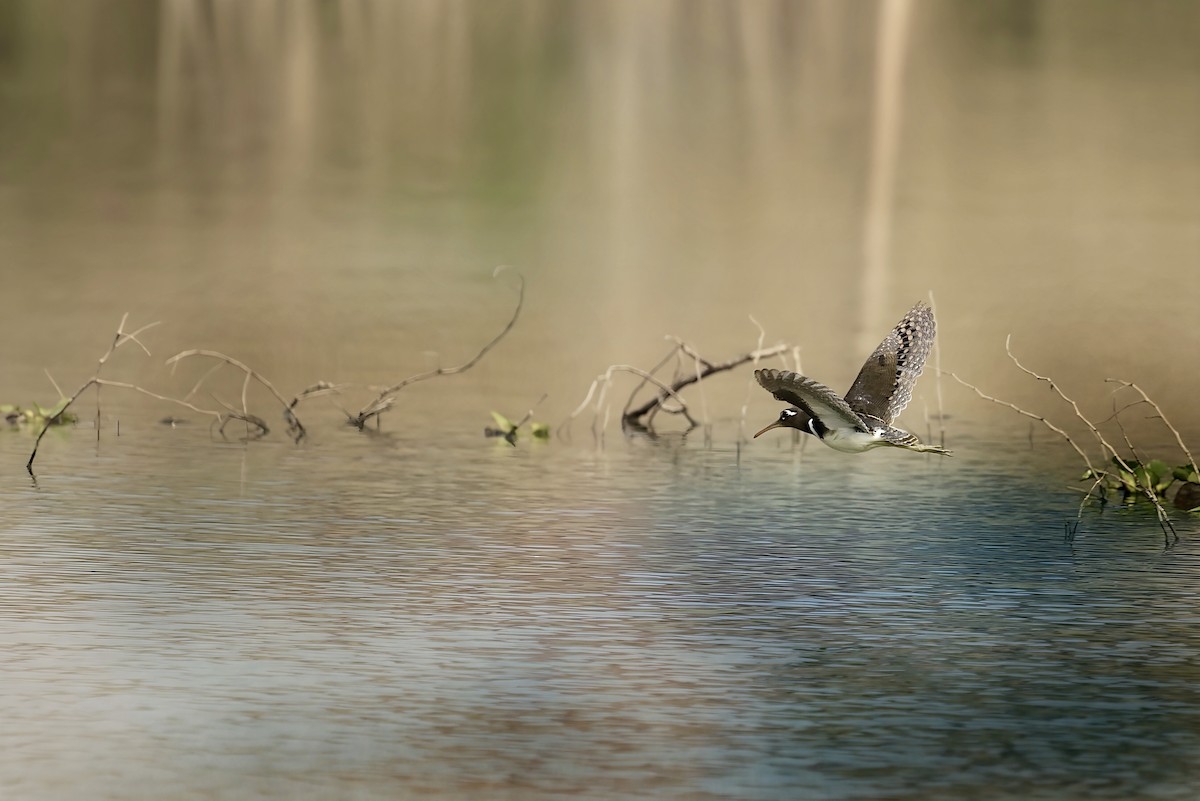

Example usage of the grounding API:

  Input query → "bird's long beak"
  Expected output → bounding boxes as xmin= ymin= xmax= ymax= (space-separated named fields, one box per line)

xmin=753 ymin=420 xmax=783 ymax=438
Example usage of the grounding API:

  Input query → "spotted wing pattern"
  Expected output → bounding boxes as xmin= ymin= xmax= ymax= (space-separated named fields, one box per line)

xmin=754 ymin=369 xmax=868 ymax=433
xmin=844 ymin=302 xmax=937 ymax=426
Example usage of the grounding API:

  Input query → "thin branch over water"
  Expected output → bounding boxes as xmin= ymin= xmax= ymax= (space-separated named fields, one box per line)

xmin=27 ymin=314 xmax=160 ymax=474
xmin=567 ymin=336 xmax=790 ymax=440
xmin=945 ymin=337 xmax=1182 ymax=546
xmin=348 ymin=267 xmax=524 ymax=430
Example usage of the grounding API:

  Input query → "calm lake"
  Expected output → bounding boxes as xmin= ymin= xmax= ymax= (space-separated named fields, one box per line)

xmin=2 ymin=2 xmax=1199 ymax=800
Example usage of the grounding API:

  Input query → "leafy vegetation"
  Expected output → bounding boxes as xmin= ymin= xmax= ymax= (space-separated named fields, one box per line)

xmin=485 ymin=410 xmax=550 ymax=446
xmin=1083 ymin=458 xmax=1200 ymax=511
xmin=2 ymin=400 xmax=77 ymax=428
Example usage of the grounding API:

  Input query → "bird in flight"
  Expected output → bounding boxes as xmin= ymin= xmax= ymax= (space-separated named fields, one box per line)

xmin=753 ymin=301 xmax=950 ymax=455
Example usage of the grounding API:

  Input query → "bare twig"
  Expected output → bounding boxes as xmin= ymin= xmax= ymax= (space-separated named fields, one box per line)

xmin=622 ymin=342 xmax=789 ymax=427
xmin=620 ymin=342 xmax=692 ymax=421
xmin=44 ymin=369 xmax=64 ymax=398
xmin=179 ymin=360 xmax=225 ymax=403
xmin=1105 ymin=397 xmax=1178 ymax=544
xmin=738 ymin=316 xmax=769 ymax=440
xmin=672 ymin=339 xmax=715 ymax=372
xmin=348 ymin=268 xmax=524 ymax=430
xmin=88 ymin=379 xmax=263 ymax=440
xmin=570 ymin=365 xmax=697 ymax=429
xmin=486 ymin=393 xmax=549 ymax=445
xmin=565 ymin=337 xmax=791 ymax=441
xmin=942 ymin=370 xmax=1097 ymax=475
xmin=91 ymin=380 xmax=224 ymax=423
xmin=1106 ymin=379 xmax=1197 ymax=471
xmin=928 ymin=290 xmax=946 ymax=448
xmin=165 ymin=349 xmax=305 ymax=441
xmin=1111 ymin=398 xmax=1144 ymax=466
xmin=289 ymin=381 xmax=342 ymax=411
xmin=667 ymin=338 xmax=712 ymax=429
xmin=950 ymin=340 xmax=1180 ymax=545
xmin=1077 ymin=473 xmax=1107 ymax=520
xmin=27 ymin=315 xmax=162 ymax=474
xmin=208 ymin=393 xmax=270 ymax=439
xmin=513 ymin=393 xmax=549 ymax=430
xmin=1003 ymin=337 xmax=1157 ymax=502
xmin=1005 ymin=335 xmax=1118 ymax=465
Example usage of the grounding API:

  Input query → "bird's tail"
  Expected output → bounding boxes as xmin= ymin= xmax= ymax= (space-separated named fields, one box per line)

xmin=910 ymin=442 xmax=952 ymax=456
xmin=880 ymin=426 xmax=952 ymax=456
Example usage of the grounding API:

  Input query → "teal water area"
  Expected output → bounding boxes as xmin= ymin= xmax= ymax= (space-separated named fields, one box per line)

xmin=3 ymin=427 xmax=1198 ymax=800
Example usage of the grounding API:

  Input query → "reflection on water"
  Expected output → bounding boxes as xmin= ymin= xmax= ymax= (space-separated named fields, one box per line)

xmin=3 ymin=429 xmax=1200 ymax=800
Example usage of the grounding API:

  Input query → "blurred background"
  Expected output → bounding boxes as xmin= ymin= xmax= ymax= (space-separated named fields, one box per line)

xmin=1 ymin=0 xmax=1197 ymax=443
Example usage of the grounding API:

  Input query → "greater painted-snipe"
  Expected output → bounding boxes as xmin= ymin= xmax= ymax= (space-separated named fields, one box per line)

xmin=753 ymin=302 xmax=950 ymax=455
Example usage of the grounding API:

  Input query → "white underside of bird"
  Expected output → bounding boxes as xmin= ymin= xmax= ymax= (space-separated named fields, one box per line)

xmin=820 ymin=427 xmax=893 ymax=453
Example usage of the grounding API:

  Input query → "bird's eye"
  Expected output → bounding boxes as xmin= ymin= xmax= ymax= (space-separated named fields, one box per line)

xmin=781 ymin=409 xmax=796 ymax=421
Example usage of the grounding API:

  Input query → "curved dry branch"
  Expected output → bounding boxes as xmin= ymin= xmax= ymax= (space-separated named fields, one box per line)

xmin=564 ymin=339 xmax=791 ymax=440
xmin=93 ymin=380 xmax=224 ymax=424
xmin=1106 ymin=379 xmax=1197 ymax=472
xmin=348 ymin=269 xmax=524 ymax=430
xmin=622 ymin=342 xmax=789 ymax=426
xmin=619 ymin=345 xmax=692 ymax=420
xmin=569 ymin=365 xmax=695 ymax=427
xmin=89 ymin=380 xmax=265 ymax=440
xmin=166 ymin=349 xmax=305 ymax=440
xmin=1003 ymin=337 xmax=1153 ymax=493
xmin=942 ymin=370 xmax=1097 ymax=475
xmin=948 ymin=342 xmax=1179 ymax=545
xmin=27 ymin=315 xmax=161 ymax=474
xmin=1004 ymin=335 xmax=1118 ymax=464
xmin=289 ymin=381 xmax=342 ymax=411
xmin=28 ymin=378 xmax=96 ymax=473
xmin=737 ymin=316 xmax=770 ymax=438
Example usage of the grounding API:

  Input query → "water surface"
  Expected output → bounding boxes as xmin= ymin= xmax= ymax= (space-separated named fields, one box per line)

xmin=3 ymin=428 xmax=1199 ymax=800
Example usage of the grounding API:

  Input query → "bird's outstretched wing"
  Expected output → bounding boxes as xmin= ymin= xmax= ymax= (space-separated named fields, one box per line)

xmin=844 ymin=302 xmax=936 ymax=426
xmin=755 ymin=369 xmax=869 ymax=433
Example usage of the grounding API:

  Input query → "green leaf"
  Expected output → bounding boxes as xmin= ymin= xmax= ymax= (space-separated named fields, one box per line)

xmin=1175 ymin=465 xmax=1200 ymax=483
xmin=1133 ymin=465 xmax=1151 ymax=488
xmin=45 ymin=397 xmax=72 ymax=419
xmin=1142 ymin=462 xmax=1166 ymax=493
xmin=0 ymin=404 xmax=16 ymax=414
xmin=490 ymin=411 xmax=516 ymax=432
xmin=530 ymin=422 xmax=550 ymax=439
